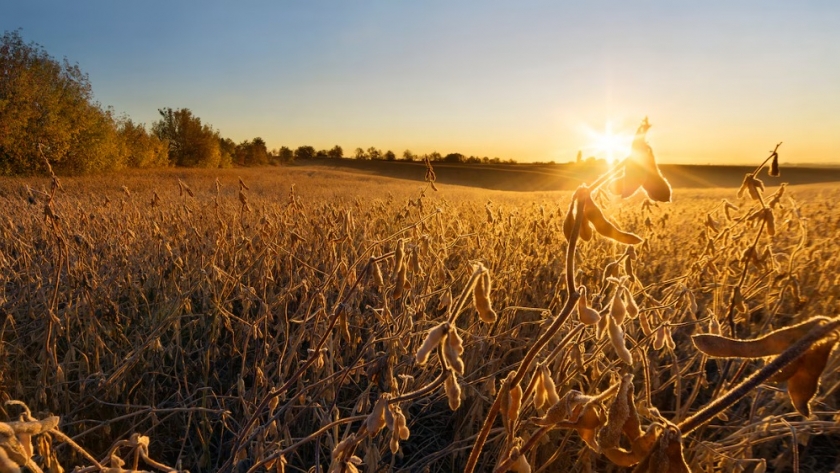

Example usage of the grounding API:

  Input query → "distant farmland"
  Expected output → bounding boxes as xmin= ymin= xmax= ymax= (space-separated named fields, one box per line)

xmin=296 ymin=158 xmax=840 ymax=191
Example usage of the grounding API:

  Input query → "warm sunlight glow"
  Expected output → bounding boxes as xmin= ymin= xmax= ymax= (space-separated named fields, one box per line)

xmin=582 ymin=121 xmax=633 ymax=166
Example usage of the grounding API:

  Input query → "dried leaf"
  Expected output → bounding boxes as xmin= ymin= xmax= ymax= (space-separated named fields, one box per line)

xmin=632 ymin=423 xmax=690 ymax=473
xmin=786 ymin=338 xmax=837 ymax=416
xmin=584 ymin=195 xmax=643 ymax=245
xmin=598 ymin=374 xmax=642 ymax=450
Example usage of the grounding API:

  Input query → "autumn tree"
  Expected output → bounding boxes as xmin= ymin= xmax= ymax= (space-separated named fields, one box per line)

xmin=235 ymin=137 xmax=269 ymax=166
xmin=0 ymin=30 xmax=129 ymax=174
xmin=118 ymin=116 xmax=168 ymax=168
xmin=152 ymin=107 xmax=224 ymax=168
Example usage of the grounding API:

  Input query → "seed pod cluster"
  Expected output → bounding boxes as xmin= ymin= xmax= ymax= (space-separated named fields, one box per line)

xmin=443 ymin=326 xmax=465 ymax=375
xmin=366 ymin=395 xmax=390 ymax=435
xmin=387 ymin=405 xmax=410 ymax=453
xmin=500 ymin=373 xmax=523 ymax=437
xmin=445 ymin=371 xmax=461 ymax=411
xmin=653 ymin=325 xmax=675 ymax=351
xmin=600 ymin=374 xmax=641 ymax=447
xmin=737 ymin=173 xmax=765 ymax=201
xmin=766 ymin=183 xmax=786 ymax=209
xmin=415 ymin=323 xmax=448 ymax=365
xmin=723 ymin=199 xmax=739 ymax=220
xmin=507 ymin=438 xmax=531 ymax=473
xmin=624 ymin=288 xmax=639 ymax=319
xmin=608 ymin=316 xmax=633 ymax=365
xmin=532 ymin=364 xmax=560 ymax=411
xmin=594 ymin=283 xmax=635 ymax=364
xmin=769 ymin=151 xmax=780 ymax=177
xmin=533 ymin=390 xmax=605 ymax=451
xmin=473 ymin=266 xmax=497 ymax=323
xmin=391 ymin=239 xmax=409 ymax=299
xmin=372 ymin=261 xmax=385 ymax=288
xmin=577 ymin=287 xmax=601 ymax=325
xmin=424 ymin=156 xmax=438 ymax=190
xmin=610 ymin=290 xmax=627 ymax=325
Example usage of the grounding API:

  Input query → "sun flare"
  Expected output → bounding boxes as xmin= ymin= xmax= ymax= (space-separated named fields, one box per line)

xmin=583 ymin=121 xmax=633 ymax=166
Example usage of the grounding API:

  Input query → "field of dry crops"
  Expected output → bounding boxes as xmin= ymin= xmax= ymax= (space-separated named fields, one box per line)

xmin=2 ymin=145 xmax=840 ymax=472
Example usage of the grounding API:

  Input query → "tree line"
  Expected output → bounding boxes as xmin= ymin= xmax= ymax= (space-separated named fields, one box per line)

xmin=0 ymin=30 xmax=272 ymax=175
xmin=1 ymin=30 xmax=520 ymax=176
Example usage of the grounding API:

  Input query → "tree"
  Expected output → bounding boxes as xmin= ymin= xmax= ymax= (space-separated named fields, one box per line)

xmin=234 ymin=137 xmax=268 ymax=166
xmin=367 ymin=147 xmax=382 ymax=160
xmin=278 ymin=146 xmax=294 ymax=163
xmin=384 ymin=150 xmax=396 ymax=161
xmin=328 ymin=145 xmax=343 ymax=159
xmin=444 ymin=153 xmax=465 ymax=163
xmin=0 ymin=30 xmax=127 ymax=174
xmin=428 ymin=151 xmax=442 ymax=162
xmin=250 ymin=137 xmax=268 ymax=165
xmin=118 ymin=116 xmax=168 ymax=168
xmin=402 ymin=149 xmax=416 ymax=161
xmin=152 ymin=107 xmax=223 ymax=167
xmin=219 ymin=137 xmax=236 ymax=167
xmin=315 ymin=149 xmax=329 ymax=159
xmin=354 ymin=148 xmax=368 ymax=160
xmin=294 ymin=145 xmax=315 ymax=160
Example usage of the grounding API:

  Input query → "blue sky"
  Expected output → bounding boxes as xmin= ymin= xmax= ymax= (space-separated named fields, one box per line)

xmin=4 ymin=1 xmax=839 ymax=163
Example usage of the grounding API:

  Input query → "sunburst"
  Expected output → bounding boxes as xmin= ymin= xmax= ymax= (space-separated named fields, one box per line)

xmin=582 ymin=121 xmax=633 ymax=166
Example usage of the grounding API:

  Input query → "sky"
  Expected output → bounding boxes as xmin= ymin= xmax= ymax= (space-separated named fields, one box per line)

xmin=3 ymin=1 xmax=840 ymax=164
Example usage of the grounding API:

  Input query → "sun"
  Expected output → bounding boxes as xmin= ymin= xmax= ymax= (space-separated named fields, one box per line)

xmin=583 ymin=121 xmax=633 ymax=166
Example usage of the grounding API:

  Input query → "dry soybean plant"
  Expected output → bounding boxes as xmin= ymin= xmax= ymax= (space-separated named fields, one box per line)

xmin=1 ymin=121 xmax=840 ymax=472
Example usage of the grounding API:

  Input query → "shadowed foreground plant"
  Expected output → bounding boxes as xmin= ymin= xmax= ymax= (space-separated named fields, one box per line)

xmin=681 ymin=316 xmax=840 ymax=433
xmin=609 ymin=117 xmax=672 ymax=203
xmin=0 ymin=401 xmax=176 ymax=473
xmin=692 ymin=316 xmax=840 ymax=417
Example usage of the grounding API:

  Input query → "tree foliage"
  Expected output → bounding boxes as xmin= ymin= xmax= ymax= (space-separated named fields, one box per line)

xmin=118 ymin=116 xmax=169 ymax=168
xmin=328 ymin=145 xmax=343 ymax=159
xmin=294 ymin=145 xmax=315 ymax=160
xmin=277 ymin=146 xmax=294 ymax=163
xmin=367 ymin=147 xmax=382 ymax=160
xmin=444 ymin=152 xmax=465 ymax=163
xmin=0 ymin=30 xmax=144 ymax=174
xmin=152 ymin=107 xmax=226 ymax=168
xmin=234 ymin=137 xmax=269 ymax=166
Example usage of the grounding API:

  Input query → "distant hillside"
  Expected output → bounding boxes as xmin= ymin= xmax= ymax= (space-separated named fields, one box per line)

xmin=293 ymin=159 xmax=840 ymax=192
